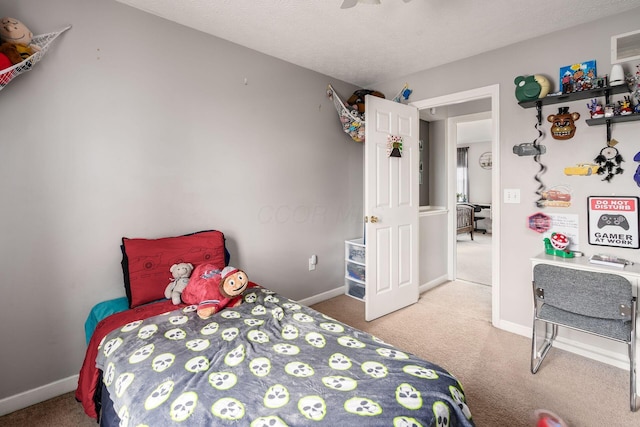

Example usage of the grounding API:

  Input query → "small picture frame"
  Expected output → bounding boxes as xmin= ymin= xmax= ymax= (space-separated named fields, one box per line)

xmin=587 ymin=196 xmax=640 ymax=249
xmin=559 ymin=60 xmax=597 ymax=93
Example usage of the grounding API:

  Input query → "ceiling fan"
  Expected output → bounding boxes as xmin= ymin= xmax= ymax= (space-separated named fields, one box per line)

xmin=341 ymin=0 xmax=412 ymax=9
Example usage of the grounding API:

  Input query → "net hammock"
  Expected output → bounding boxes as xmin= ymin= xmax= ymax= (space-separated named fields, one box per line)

xmin=326 ymin=83 xmax=412 ymax=143
xmin=0 ymin=25 xmax=71 ymax=90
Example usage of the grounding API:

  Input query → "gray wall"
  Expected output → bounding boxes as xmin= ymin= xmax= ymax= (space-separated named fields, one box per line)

xmin=0 ymin=0 xmax=362 ymax=400
xmin=377 ymin=8 xmax=640 ymax=331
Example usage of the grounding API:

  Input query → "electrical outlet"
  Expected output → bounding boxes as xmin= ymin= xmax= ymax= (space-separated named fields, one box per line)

xmin=504 ymin=188 xmax=521 ymax=204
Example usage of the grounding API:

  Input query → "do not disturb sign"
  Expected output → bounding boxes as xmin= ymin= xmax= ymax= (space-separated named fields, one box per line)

xmin=587 ymin=196 xmax=640 ymax=248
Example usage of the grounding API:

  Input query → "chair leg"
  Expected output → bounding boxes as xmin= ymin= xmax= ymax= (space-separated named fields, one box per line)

xmin=629 ymin=299 xmax=637 ymax=412
xmin=531 ymin=319 xmax=557 ymax=374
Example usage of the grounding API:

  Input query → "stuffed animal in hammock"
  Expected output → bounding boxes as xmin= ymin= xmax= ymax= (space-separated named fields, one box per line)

xmin=181 ymin=264 xmax=249 ymax=319
xmin=0 ymin=17 xmax=40 ymax=61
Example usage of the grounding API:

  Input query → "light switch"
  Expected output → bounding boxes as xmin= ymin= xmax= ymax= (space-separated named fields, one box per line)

xmin=504 ymin=189 xmax=520 ymax=204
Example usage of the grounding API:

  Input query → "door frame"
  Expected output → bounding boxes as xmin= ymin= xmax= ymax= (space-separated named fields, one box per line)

xmin=411 ymin=84 xmax=500 ymax=327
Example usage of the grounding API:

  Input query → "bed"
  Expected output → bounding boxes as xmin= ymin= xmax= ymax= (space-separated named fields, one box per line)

xmin=456 ymin=203 xmax=475 ymax=240
xmin=75 ymin=230 xmax=475 ymax=426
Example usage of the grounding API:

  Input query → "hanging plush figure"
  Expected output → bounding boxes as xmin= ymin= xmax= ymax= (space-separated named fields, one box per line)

xmin=594 ymin=141 xmax=624 ymax=182
xmin=547 ymin=107 xmax=580 ymax=140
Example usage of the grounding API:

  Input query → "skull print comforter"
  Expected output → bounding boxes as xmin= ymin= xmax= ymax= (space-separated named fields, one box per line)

xmin=95 ymin=286 xmax=475 ymax=426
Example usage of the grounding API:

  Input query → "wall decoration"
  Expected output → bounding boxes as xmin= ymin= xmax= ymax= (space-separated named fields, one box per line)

xmin=543 ymin=213 xmax=580 ymax=251
xmin=479 ymin=152 xmax=492 ymax=169
xmin=547 ymin=107 xmax=580 ymax=140
xmin=594 ymin=140 xmax=624 ymax=182
xmin=587 ymin=196 xmax=639 ymax=249
xmin=387 ymin=135 xmax=403 ymax=157
xmin=513 ymin=143 xmax=546 ymax=156
xmin=634 ymin=151 xmax=640 ymax=187
xmin=559 ymin=60 xmax=597 ymax=93
xmin=539 ymin=185 xmax=572 ymax=208
xmin=528 ymin=212 xmax=552 ymax=233
xmin=563 ymin=163 xmax=600 ymax=176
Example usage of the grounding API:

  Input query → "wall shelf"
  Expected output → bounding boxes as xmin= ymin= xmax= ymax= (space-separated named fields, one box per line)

xmin=518 ymin=84 xmax=630 ymax=109
xmin=586 ymin=113 xmax=640 ymax=126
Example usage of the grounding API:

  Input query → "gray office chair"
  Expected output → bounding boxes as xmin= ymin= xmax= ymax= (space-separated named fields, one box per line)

xmin=531 ymin=263 xmax=638 ymax=411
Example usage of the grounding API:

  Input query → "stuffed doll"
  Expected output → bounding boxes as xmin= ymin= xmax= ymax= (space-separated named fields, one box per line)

xmin=164 ymin=262 xmax=194 ymax=305
xmin=0 ymin=43 xmax=22 ymax=65
xmin=0 ymin=17 xmax=40 ymax=61
xmin=181 ymin=264 xmax=249 ymax=319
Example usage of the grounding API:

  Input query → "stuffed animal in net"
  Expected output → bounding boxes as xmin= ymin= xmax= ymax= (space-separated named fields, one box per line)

xmin=347 ymin=89 xmax=385 ymax=113
xmin=181 ymin=264 xmax=249 ymax=319
xmin=164 ymin=262 xmax=194 ymax=305
xmin=0 ymin=17 xmax=40 ymax=62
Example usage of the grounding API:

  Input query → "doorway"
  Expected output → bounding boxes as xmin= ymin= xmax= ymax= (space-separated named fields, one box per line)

xmin=411 ymin=84 xmax=500 ymax=327
xmin=451 ymin=112 xmax=492 ymax=286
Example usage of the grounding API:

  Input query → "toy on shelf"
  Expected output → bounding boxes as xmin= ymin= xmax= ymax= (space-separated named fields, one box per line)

xmin=514 ymin=74 xmax=550 ymax=102
xmin=544 ymin=232 xmax=575 ymax=258
xmin=587 ymin=99 xmax=604 ymax=118
xmin=619 ymin=96 xmax=633 ymax=115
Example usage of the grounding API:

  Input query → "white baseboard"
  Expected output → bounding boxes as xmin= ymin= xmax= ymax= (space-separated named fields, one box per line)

xmin=297 ymin=286 xmax=345 ymax=307
xmin=0 ymin=374 xmax=78 ymax=416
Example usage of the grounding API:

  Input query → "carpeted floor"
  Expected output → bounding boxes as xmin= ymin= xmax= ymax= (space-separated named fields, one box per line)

xmin=1 ymin=281 xmax=638 ymax=427
xmin=457 ymin=231 xmax=492 ymax=285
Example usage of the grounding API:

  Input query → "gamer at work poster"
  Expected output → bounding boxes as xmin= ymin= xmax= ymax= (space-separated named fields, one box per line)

xmin=587 ymin=196 xmax=639 ymax=249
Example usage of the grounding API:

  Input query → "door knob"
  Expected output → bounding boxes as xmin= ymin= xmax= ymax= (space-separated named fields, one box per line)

xmin=370 ymin=216 xmax=379 ymax=223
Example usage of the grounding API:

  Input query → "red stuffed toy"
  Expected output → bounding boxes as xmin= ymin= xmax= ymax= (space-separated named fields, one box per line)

xmin=181 ymin=264 xmax=249 ymax=319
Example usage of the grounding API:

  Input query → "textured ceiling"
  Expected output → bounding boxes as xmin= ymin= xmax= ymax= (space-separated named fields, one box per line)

xmin=115 ymin=0 xmax=640 ymax=87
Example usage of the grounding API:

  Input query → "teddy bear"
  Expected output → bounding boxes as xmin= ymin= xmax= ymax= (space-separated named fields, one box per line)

xmin=0 ymin=17 xmax=40 ymax=62
xmin=181 ymin=264 xmax=249 ymax=319
xmin=164 ymin=262 xmax=194 ymax=305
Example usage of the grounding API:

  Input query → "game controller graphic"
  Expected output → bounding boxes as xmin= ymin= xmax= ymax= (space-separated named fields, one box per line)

xmin=597 ymin=214 xmax=629 ymax=230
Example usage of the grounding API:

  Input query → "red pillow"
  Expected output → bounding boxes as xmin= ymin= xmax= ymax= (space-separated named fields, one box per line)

xmin=121 ymin=230 xmax=228 ymax=308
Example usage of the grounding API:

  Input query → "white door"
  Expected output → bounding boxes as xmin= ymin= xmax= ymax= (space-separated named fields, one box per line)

xmin=364 ymin=95 xmax=419 ymax=321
